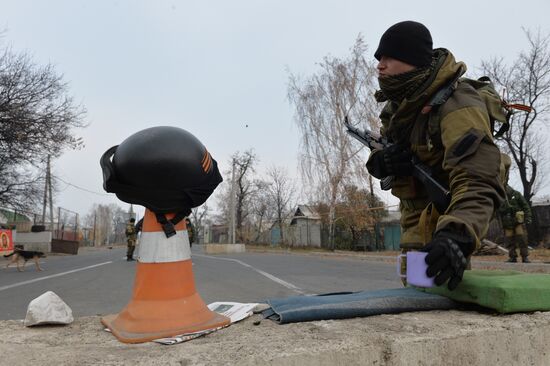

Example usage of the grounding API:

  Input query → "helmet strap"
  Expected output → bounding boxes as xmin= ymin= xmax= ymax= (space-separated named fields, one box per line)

xmin=154 ymin=211 xmax=188 ymax=238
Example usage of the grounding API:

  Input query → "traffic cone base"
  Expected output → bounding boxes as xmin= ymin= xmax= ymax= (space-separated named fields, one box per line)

xmin=101 ymin=302 xmax=229 ymax=343
xmin=101 ymin=210 xmax=230 ymax=343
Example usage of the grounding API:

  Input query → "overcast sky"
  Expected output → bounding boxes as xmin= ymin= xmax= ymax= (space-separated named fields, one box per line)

xmin=3 ymin=0 xmax=550 ymax=219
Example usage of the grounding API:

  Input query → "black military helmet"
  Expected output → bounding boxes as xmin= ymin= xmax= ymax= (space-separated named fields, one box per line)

xmin=100 ymin=126 xmax=222 ymax=216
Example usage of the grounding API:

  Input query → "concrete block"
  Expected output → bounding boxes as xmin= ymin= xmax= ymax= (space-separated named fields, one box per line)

xmin=204 ymin=243 xmax=246 ymax=254
xmin=15 ymin=231 xmax=52 ymax=252
xmin=1 ymin=310 xmax=550 ymax=365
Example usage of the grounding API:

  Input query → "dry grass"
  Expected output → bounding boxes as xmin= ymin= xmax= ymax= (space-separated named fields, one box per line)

xmin=473 ymin=247 xmax=550 ymax=263
xmin=245 ymin=244 xmax=550 ymax=263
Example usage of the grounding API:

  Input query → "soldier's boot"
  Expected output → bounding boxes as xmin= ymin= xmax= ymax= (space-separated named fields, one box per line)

xmin=127 ymin=246 xmax=136 ymax=261
xmin=520 ymin=246 xmax=530 ymax=263
xmin=507 ymin=248 xmax=518 ymax=263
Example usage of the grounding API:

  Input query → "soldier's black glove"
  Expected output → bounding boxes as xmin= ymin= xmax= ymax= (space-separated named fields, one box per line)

xmin=366 ymin=144 xmax=413 ymax=179
xmin=422 ymin=231 xmax=474 ymax=291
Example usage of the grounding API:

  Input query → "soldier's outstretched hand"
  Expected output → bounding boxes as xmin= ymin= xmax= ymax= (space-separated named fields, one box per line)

xmin=422 ymin=231 xmax=474 ymax=290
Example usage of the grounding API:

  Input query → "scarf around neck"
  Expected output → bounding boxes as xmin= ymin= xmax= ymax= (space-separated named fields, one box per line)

xmin=375 ymin=63 xmax=434 ymax=103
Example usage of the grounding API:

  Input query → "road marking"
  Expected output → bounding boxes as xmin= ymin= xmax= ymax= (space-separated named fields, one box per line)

xmin=0 ymin=261 xmax=113 ymax=292
xmin=194 ymin=254 xmax=308 ymax=295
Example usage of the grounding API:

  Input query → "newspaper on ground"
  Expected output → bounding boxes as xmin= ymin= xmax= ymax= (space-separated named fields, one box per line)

xmin=207 ymin=302 xmax=260 ymax=323
xmin=152 ymin=302 xmax=259 ymax=345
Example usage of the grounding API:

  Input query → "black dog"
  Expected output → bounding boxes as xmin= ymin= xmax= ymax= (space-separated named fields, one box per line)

xmin=4 ymin=249 xmax=45 ymax=271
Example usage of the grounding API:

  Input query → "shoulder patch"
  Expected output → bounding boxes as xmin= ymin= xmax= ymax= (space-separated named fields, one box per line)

xmin=453 ymin=132 xmax=478 ymax=157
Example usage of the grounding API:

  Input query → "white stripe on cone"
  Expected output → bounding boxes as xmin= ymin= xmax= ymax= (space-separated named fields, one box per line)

xmin=137 ymin=230 xmax=191 ymax=263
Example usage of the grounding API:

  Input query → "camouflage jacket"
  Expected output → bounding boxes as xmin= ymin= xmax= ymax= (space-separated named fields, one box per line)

xmin=499 ymin=185 xmax=532 ymax=228
xmin=186 ymin=219 xmax=195 ymax=243
xmin=368 ymin=48 xmax=505 ymax=250
xmin=126 ymin=222 xmax=137 ymax=240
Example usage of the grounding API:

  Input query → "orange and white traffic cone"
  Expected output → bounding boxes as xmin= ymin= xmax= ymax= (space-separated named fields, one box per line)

xmin=101 ymin=209 xmax=230 ymax=343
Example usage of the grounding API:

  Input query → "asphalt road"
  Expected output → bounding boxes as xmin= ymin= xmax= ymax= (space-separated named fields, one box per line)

xmin=0 ymin=245 xmax=402 ymax=320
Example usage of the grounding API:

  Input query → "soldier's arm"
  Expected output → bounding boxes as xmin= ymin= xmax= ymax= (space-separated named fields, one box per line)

xmin=435 ymin=91 xmax=505 ymax=250
xmin=518 ymin=191 xmax=533 ymax=223
xmin=135 ymin=218 xmax=143 ymax=233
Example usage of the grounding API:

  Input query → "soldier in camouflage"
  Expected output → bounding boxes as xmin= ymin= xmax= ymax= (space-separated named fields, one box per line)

xmin=366 ymin=21 xmax=505 ymax=290
xmin=499 ymin=185 xmax=532 ymax=263
xmin=125 ymin=217 xmax=137 ymax=261
xmin=185 ymin=218 xmax=195 ymax=247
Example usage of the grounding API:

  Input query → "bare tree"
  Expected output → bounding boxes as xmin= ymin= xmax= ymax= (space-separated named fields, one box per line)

xmin=288 ymin=35 xmax=379 ymax=249
xmin=0 ymin=43 xmax=86 ymax=210
xmin=265 ymin=166 xmax=295 ymax=245
xmin=337 ymin=185 xmax=387 ymax=245
xmin=191 ymin=204 xmax=209 ymax=243
xmin=249 ymin=180 xmax=273 ymax=243
xmin=214 ymin=149 xmax=259 ymax=243
xmin=232 ymin=150 xmax=258 ymax=243
xmin=0 ymin=166 xmax=43 ymax=209
xmin=481 ymin=29 xmax=550 ymax=203
xmin=84 ymin=204 xmax=125 ymax=246
xmin=110 ymin=205 xmax=128 ymax=244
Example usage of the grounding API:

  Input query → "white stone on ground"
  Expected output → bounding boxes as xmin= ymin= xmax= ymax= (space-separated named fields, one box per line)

xmin=24 ymin=291 xmax=74 ymax=327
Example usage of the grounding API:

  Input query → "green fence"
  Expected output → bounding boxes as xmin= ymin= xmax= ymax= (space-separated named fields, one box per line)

xmin=320 ymin=223 xmax=401 ymax=251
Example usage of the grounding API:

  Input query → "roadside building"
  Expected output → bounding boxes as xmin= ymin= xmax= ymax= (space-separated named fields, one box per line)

xmin=532 ymin=196 xmax=550 ymax=247
xmin=375 ymin=210 xmax=401 ymax=251
xmin=286 ymin=205 xmax=322 ymax=247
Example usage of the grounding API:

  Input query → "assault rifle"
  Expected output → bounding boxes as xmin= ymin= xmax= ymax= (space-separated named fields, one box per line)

xmin=344 ymin=116 xmax=451 ymax=213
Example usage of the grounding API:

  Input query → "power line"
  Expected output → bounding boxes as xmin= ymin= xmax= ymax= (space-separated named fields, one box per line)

xmin=28 ymin=161 xmax=110 ymax=197
xmin=51 ymin=175 xmax=110 ymax=197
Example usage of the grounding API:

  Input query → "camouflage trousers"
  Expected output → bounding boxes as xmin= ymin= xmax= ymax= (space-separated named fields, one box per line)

xmin=505 ymin=225 xmax=528 ymax=260
xmin=127 ymin=238 xmax=136 ymax=259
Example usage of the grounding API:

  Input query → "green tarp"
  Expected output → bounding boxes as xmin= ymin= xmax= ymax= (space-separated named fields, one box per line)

xmin=424 ymin=269 xmax=550 ymax=313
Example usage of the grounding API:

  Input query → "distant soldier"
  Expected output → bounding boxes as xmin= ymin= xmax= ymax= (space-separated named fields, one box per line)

xmin=185 ymin=218 xmax=195 ymax=247
xmin=135 ymin=218 xmax=143 ymax=234
xmin=125 ymin=218 xmax=137 ymax=261
xmin=499 ymin=185 xmax=532 ymax=263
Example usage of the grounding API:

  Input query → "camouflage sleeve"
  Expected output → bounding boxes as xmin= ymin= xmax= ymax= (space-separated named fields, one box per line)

xmin=436 ymin=102 xmax=505 ymax=249
xmin=366 ymin=103 xmax=393 ymax=177
xmin=517 ymin=190 xmax=533 ymax=223
xmin=135 ymin=218 xmax=143 ymax=233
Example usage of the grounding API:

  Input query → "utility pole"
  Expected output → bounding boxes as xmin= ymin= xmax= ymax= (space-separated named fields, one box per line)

xmin=229 ymin=158 xmax=236 ymax=244
xmin=41 ymin=156 xmax=49 ymax=225
xmin=48 ymin=159 xmax=54 ymax=231
xmin=41 ymin=155 xmax=54 ymax=229
xmin=93 ymin=212 xmax=97 ymax=247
